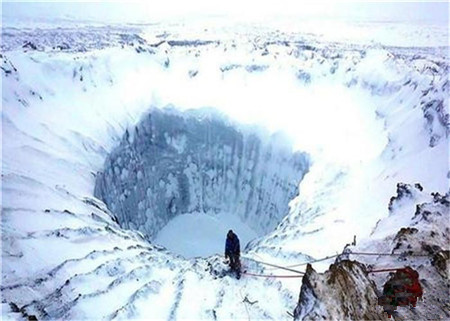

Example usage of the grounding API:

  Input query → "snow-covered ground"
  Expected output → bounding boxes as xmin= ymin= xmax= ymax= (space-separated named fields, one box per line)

xmin=1 ymin=15 xmax=449 ymax=320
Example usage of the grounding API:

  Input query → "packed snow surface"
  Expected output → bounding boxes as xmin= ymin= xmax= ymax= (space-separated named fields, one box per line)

xmin=1 ymin=16 xmax=449 ymax=320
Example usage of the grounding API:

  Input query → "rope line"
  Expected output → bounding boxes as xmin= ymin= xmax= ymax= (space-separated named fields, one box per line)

xmin=239 ymin=251 xmax=430 ymax=277
xmin=243 ymin=271 xmax=304 ymax=278
xmin=350 ymin=252 xmax=429 ymax=257
xmin=242 ymin=257 xmax=305 ymax=275
xmin=282 ymin=254 xmax=339 ymax=268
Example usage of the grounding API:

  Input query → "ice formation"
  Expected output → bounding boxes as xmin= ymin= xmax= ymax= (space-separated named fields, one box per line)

xmin=94 ymin=108 xmax=309 ymax=244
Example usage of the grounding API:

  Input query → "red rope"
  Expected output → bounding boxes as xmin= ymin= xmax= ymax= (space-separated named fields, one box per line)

xmin=243 ymin=272 xmax=304 ymax=278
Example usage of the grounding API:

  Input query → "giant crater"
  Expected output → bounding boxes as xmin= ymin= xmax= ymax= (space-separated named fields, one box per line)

xmin=94 ymin=108 xmax=310 ymax=257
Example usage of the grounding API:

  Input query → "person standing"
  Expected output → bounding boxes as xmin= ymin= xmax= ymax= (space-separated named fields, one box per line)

xmin=225 ymin=230 xmax=241 ymax=279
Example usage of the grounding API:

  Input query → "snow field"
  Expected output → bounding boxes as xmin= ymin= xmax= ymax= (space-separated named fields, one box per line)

xmin=1 ymin=20 xmax=448 ymax=320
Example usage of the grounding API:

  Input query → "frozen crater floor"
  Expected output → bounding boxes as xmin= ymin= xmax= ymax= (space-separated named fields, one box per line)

xmin=1 ymin=19 xmax=449 ymax=320
xmin=154 ymin=211 xmax=257 ymax=258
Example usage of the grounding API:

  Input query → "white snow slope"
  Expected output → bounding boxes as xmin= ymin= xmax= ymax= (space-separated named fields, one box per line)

xmin=1 ymin=18 xmax=449 ymax=320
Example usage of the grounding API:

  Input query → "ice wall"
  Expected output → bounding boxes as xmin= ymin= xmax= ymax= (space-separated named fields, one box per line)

xmin=94 ymin=108 xmax=309 ymax=239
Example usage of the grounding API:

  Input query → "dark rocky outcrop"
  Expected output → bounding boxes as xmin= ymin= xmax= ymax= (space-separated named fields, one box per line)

xmin=388 ymin=183 xmax=420 ymax=212
xmin=431 ymin=250 xmax=449 ymax=278
xmin=293 ymin=261 xmax=388 ymax=320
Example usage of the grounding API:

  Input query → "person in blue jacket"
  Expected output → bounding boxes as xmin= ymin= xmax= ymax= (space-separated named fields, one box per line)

xmin=225 ymin=230 xmax=241 ymax=279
